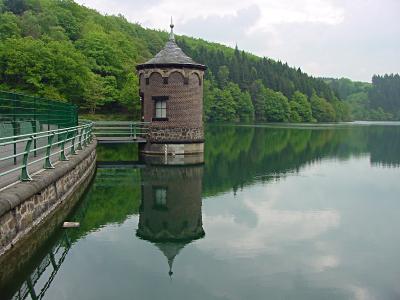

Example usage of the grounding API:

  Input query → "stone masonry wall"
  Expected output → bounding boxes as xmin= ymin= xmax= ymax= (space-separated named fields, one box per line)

xmin=148 ymin=126 xmax=203 ymax=143
xmin=0 ymin=141 xmax=97 ymax=257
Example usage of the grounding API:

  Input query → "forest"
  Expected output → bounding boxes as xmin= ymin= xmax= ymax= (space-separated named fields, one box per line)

xmin=324 ymin=74 xmax=400 ymax=120
xmin=0 ymin=0 xmax=398 ymax=122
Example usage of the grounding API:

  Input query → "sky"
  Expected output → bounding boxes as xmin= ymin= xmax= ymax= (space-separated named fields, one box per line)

xmin=75 ymin=0 xmax=400 ymax=82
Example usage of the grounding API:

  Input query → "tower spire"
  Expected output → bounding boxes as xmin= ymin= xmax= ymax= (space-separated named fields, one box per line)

xmin=169 ymin=17 xmax=175 ymax=41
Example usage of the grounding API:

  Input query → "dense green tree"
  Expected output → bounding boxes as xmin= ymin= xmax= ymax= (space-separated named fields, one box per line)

xmin=0 ymin=12 xmax=21 ymax=39
xmin=119 ymin=72 xmax=140 ymax=117
xmin=0 ymin=0 xmax=5 ymax=13
xmin=206 ymin=88 xmax=236 ymax=122
xmin=20 ymin=10 xmax=41 ymax=37
xmin=217 ymin=65 xmax=230 ymax=88
xmin=264 ymin=88 xmax=290 ymax=122
xmin=0 ymin=37 xmax=91 ymax=102
xmin=225 ymin=82 xmax=254 ymax=122
xmin=310 ymin=92 xmax=336 ymax=122
xmin=290 ymin=91 xmax=314 ymax=122
xmin=289 ymin=101 xmax=302 ymax=122
xmin=369 ymin=74 xmax=400 ymax=113
xmin=333 ymin=100 xmax=351 ymax=122
xmin=250 ymin=80 xmax=267 ymax=122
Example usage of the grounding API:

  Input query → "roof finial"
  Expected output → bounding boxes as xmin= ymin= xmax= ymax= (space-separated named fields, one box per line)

xmin=169 ymin=16 xmax=175 ymax=41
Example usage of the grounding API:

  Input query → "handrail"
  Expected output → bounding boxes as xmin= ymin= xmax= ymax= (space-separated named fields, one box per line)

xmin=92 ymin=121 xmax=150 ymax=140
xmin=0 ymin=121 xmax=94 ymax=184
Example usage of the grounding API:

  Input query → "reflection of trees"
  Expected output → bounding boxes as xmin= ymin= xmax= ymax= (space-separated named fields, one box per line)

xmin=67 ymin=168 xmax=142 ymax=242
xmin=368 ymin=126 xmax=400 ymax=167
xmin=96 ymin=144 xmax=138 ymax=161
xmin=204 ymin=125 xmax=400 ymax=197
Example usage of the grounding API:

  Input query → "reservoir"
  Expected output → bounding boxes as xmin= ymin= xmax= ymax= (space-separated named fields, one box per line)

xmin=1 ymin=123 xmax=400 ymax=300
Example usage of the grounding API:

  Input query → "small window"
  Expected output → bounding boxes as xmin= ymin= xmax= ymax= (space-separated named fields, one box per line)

xmin=152 ymin=96 xmax=168 ymax=121
xmin=155 ymin=100 xmax=166 ymax=118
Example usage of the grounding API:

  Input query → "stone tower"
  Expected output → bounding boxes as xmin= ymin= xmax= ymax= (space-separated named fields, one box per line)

xmin=136 ymin=20 xmax=206 ymax=157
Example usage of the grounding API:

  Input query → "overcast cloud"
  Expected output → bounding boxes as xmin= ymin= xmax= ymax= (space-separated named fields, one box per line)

xmin=76 ymin=0 xmax=400 ymax=82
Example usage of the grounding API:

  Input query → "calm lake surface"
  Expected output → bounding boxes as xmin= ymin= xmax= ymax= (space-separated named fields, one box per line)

xmin=3 ymin=123 xmax=400 ymax=300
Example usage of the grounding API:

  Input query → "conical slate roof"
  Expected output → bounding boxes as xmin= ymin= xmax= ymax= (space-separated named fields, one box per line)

xmin=136 ymin=22 xmax=206 ymax=70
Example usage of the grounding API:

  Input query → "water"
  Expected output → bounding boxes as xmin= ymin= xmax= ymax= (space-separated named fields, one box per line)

xmin=2 ymin=123 xmax=400 ymax=300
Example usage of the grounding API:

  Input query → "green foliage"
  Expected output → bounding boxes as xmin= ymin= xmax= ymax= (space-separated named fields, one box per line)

xmin=333 ymin=100 xmax=351 ymax=122
xmin=0 ymin=0 xmax=349 ymax=122
xmin=250 ymin=80 xmax=267 ymax=122
xmin=0 ymin=37 xmax=91 ymax=101
xmin=0 ymin=12 xmax=21 ymax=39
xmin=323 ymin=77 xmax=371 ymax=99
xmin=325 ymin=75 xmax=400 ymax=121
xmin=369 ymin=74 xmax=400 ymax=113
xmin=310 ymin=92 xmax=336 ymax=122
xmin=217 ymin=65 xmax=230 ymax=88
xmin=290 ymin=91 xmax=314 ymax=122
xmin=264 ymin=88 xmax=290 ymax=122
xmin=206 ymin=88 xmax=236 ymax=122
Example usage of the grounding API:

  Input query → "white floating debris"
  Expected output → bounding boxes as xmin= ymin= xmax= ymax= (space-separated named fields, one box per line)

xmin=62 ymin=222 xmax=80 ymax=228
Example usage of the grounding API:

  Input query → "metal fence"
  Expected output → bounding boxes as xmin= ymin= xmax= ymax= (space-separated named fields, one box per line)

xmin=93 ymin=121 xmax=149 ymax=142
xmin=0 ymin=91 xmax=78 ymax=139
xmin=0 ymin=122 xmax=93 ymax=188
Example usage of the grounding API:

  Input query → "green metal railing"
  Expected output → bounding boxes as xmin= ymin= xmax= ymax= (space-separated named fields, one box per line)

xmin=0 ymin=91 xmax=78 ymax=139
xmin=0 ymin=122 xmax=93 ymax=184
xmin=93 ymin=121 xmax=149 ymax=140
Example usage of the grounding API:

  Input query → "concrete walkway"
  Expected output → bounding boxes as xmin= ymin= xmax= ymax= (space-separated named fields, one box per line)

xmin=0 ymin=137 xmax=76 ymax=190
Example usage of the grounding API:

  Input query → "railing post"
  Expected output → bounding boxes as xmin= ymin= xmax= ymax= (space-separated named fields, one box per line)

xmin=88 ymin=125 xmax=92 ymax=143
xmin=26 ymin=275 xmax=38 ymax=300
xmin=60 ymin=130 xmax=69 ymax=161
xmin=44 ymin=132 xmax=55 ymax=169
xmin=33 ymin=96 xmax=37 ymax=157
xmin=77 ymin=127 xmax=84 ymax=150
xmin=70 ymin=129 xmax=77 ymax=155
xmin=133 ymin=122 xmax=137 ymax=139
xmin=82 ymin=127 xmax=87 ymax=147
xmin=12 ymin=94 xmax=17 ymax=165
xmin=21 ymin=136 xmax=34 ymax=181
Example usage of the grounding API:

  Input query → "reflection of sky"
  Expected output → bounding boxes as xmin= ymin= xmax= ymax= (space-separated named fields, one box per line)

xmin=41 ymin=157 xmax=400 ymax=300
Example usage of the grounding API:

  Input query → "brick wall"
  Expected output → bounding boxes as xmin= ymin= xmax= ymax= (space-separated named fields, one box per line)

xmin=139 ymin=67 xmax=204 ymax=143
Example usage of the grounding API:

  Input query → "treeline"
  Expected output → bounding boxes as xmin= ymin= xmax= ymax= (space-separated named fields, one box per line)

xmin=324 ymin=75 xmax=400 ymax=121
xmin=0 ymin=0 xmax=348 ymax=122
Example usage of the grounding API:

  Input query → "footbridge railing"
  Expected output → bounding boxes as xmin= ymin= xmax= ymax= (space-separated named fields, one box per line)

xmin=93 ymin=121 xmax=149 ymax=143
xmin=0 ymin=122 xmax=93 ymax=189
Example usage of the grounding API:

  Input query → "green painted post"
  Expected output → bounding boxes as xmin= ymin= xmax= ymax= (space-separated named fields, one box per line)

xmin=60 ymin=130 xmax=69 ymax=161
xmin=13 ymin=94 xmax=17 ymax=165
xmin=49 ymin=251 xmax=58 ymax=270
xmin=82 ymin=128 xmax=87 ymax=148
xmin=26 ymin=276 xmax=38 ymax=300
xmin=89 ymin=125 xmax=93 ymax=143
xmin=21 ymin=136 xmax=34 ymax=181
xmin=70 ymin=129 xmax=77 ymax=155
xmin=133 ymin=123 xmax=137 ymax=139
xmin=44 ymin=132 xmax=55 ymax=169
xmin=33 ymin=96 xmax=37 ymax=157
xmin=77 ymin=127 xmax=84 ymax=150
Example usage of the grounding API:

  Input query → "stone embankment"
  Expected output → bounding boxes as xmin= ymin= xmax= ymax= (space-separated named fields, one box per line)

xmin=0 ymin=141 xmax=97 ymax=263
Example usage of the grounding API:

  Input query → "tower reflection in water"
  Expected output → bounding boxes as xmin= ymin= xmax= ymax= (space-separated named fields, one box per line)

xmin=137 ymin=163 xmax=205 ymax=277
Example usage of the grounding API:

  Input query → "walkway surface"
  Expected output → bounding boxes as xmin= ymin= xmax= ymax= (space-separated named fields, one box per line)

xmin=0 ymin=138 xmax=75 ymax=190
